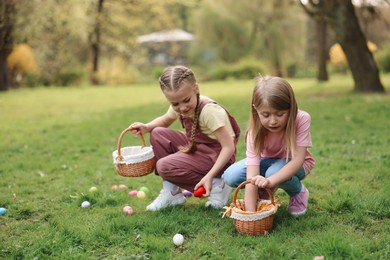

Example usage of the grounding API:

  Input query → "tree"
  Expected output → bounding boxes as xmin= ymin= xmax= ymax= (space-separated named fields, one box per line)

xmin=302 ymin=0 xmax=329 ymax=82
xmin=316 ymin=17 xmax=329 ymax=81
xmin=13 ymin=0 xmax=91 ymax=86
xmin=0 ymin=0 xmax=15 ymax=91
xmin=194 ymin=1 xmax=250 ymax=63
xmin=302 ymin=0 xmax=385 ymax=92
xmin=194 ymin=0 xmax=306 ymax=76
xmin=86 ymin=0 xmax=194 ymax=84
xmin=90 ymin=0 xmax=104 ymax=85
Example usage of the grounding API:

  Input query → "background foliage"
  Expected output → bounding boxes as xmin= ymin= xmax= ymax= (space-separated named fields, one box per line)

xmin=6 ymin=0 xmax=390 ymax=87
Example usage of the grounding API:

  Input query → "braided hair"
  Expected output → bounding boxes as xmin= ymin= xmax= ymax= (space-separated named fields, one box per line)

xmin=178 ymin=93 xmax=200 ymax=153
xmin=158 ymin=66 xmax=199 ymax=154
xmin=158 ymin=66 xmax=195 ymax=92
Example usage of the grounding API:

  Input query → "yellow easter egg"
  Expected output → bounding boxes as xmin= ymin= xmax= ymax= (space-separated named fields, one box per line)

xmin=137 ymin=190 xmax=146 ymax=199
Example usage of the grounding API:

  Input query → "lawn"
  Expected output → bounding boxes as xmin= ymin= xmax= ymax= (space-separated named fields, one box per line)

xmin=0 ymin=75 xmax=389 ymax=259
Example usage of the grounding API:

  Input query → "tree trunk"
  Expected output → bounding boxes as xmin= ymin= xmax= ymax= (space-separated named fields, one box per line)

xmin=0 ymin=0 xmax=14 ymax=91
xmin=272 ymin=48 xmax=283 ymax=77
xmin=0 ymin=50 xmax=10 ymax=91
xmin=90 ymin=0 xmax=104 ymax=85
xmin=301 ymin=0 xmax=385 ymax=92
xmin=327 ymin=0 xmax=384 ymax=92
xmin=316 ymin=18 xmax=328 ymax=82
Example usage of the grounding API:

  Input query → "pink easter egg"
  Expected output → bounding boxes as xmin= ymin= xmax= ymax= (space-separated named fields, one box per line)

xmin=126 ymin=207 xmax=134 ymax=215
xmin=128 ymin=190 xmax=138 ymax=196
xmin=123 ymin=205 xmax=131 ymax=213
xmin=123 ymin=205 xmax=134 ymax=215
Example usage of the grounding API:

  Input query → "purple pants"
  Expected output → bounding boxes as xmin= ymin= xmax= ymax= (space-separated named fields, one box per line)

xmin=150 ymin=127 xmax=231 ymax=192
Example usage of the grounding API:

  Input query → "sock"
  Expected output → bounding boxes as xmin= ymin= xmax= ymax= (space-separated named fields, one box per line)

xmin=300 ymin=184 xmax=305 ymax=192
xmin=212 ymin=178 xmax=223 ymax=187
xmin=162 ymin=181 xmax=180 ymax=195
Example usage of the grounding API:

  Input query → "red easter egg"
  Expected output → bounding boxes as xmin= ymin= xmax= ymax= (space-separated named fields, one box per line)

xmin=193 ymin=186 xmax=206 ymax=197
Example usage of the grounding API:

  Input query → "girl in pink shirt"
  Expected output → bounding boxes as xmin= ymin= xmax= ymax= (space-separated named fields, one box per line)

xmin=222 ymin=76 xmax=315 ymax=217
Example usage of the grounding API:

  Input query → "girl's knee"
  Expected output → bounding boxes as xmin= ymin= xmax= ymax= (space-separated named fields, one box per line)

xmin=150 ymin=127 xmax=171 ymax=148
xmin=222 ymin=161 xmax=246 ymax=187
xmin=150 ymin=127 xmax=164 ymax=140
xmin=155 ymin=157 xmax=172 ymax=178
xmin=222 ymin=170 xmax=237 ymax=187
xmin=265 ymin=159 xmax=286 ymax=177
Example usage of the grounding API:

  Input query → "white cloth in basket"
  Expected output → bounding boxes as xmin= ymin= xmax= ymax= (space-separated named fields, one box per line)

xmin=112 ymin=146 xmax=154 ymax=165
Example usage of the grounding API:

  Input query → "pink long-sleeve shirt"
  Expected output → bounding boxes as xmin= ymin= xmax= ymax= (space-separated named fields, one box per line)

xmin=246 ymin=110 xmax=315 ymax=174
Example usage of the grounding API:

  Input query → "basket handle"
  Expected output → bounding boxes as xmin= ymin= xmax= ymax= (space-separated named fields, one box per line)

xmin=116 ymin=128 xmax=147 ymax=161
xmin=232 ymin=180 xmax=275 ymax=207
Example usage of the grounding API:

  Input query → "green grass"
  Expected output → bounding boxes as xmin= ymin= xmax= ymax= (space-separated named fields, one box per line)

xmin=1 ymin=75 xmax=389 ymax=259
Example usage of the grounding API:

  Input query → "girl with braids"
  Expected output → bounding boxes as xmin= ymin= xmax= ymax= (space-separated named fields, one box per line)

xmin=222 ymin=76 xmax=315 ymax=217
xmin=129 ymin=65 xmax=240 ymax=211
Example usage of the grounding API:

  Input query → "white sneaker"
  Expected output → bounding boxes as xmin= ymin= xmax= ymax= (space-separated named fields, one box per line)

xmin=146 ymin=189 xmax=186 ymax=211
xmin=205 ymin=183 xmax=232 ymax=209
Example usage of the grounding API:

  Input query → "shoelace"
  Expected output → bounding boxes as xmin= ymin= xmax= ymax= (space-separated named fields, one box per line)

xmin=289 ymin=195 xmax=303 ymax=206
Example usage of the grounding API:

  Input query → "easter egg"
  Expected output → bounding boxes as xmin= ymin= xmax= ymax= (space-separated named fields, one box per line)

xmin=0 ymin=207 xmax=6 ymax=216
xmin=139 ymin=186 xmax=149 ymax=194
xmin=173 ymin=233 xmax=184 ymax=246
xmin=137 ymin=190 xmax=146 ymax=199
xmin=127 ymin=207 xmax=134 ymax=215
xmin=89 ymin=186 xmax=98 ymax=192
xmin=81 ymin=201 xmax=91 ymax=208
xmin=128 ymin=190 xmax=138 ymax=196
xmin=123 ymin=205 xmax=131 ymax=213
xmin=111 ymin=185 xmax=119 ymax=190
xmin=118 ymin=184 xmax=128 ymax=190
xmin=182 ymin=190 xmax=192 ymax=197
xmin=193 ymin=186 xmax=206 ymax=197
xmin=122 ymin=205 xmax=134 ymax=215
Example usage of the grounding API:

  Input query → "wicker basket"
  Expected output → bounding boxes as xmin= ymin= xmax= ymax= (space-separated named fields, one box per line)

xmin=223 ymin=180 xmax=279 ymax=236
xmin=112 ymin=128 xmax=156 ymax=177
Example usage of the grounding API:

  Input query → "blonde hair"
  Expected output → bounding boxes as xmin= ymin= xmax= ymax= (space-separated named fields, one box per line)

xmin=158 ymin=65 xmax=196 ymax=92
xmin=248 ymin=76 xmax=298 ymax=158
xmin=158 ymin=66 xmax=199 ymax=153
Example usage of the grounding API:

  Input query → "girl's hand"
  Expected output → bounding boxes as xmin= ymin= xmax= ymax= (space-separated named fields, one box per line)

xmin=250 ymin=175 xmax=273 ymax=189
xmin=195 ymin=177 xmax=213 ymax=197
xmin=128 ymin=122 xmax=148 ymax=136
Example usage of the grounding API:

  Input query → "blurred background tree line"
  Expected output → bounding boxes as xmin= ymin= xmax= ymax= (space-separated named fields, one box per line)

xmin=1 ymin=0 xmax=389 ymax=92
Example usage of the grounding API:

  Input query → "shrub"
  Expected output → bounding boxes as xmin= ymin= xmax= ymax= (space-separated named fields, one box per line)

xmin=375 ymin=43 xmax=390 ymax=72
xmin=150 ymin=66 xmax=165 ymax=80
xmin=97 ymin=57 xmax=143 ymax=85
xmin=206 ymin=58 xmax=266 ymax=81
xmin=56 ymin=71 xmax=84 ymax=86
xmin=24 ymin=72 xmax=42 ymax=88
xmin=7 ymin=44 xmax=41 ymax=87
xmin=288 ymin=63 xmax=317 ymax=78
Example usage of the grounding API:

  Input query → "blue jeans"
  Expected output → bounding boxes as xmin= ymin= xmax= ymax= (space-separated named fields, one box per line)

xmin=222 ymin=158 xmax=306 ymax=196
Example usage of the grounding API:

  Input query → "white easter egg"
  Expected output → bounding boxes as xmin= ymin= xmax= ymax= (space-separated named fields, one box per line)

xmin=81 ymin=201 xmax=91 ymax=208
xmin=173 ymin=233 xmax=184 ymax=246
